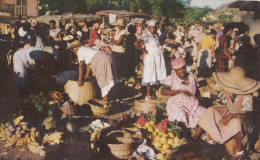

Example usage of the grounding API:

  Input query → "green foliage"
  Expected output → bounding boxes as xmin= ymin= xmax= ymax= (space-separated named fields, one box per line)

xmin=217 ymin=14 xmax=234 ymax=23
xmin=167 ymin=121 xmax=183 ymax=138
xmin=40 ymin=0 xmax=185 ymax=19
xmin=183 ymin=7 xmax=212 ymax=26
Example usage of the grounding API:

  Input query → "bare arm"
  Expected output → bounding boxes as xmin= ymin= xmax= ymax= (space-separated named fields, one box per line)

xmin=211 ymin=44 xmax=216 ymax=62
xmin=196 ymin=41 xmax=202 ymax=59
xmin=84 ymin=64 xmax=91 ymax=80
xmin=111 ymin=35 xmax=124 ymax=45
xmin=134 ymin=39 xmax=148 ymax=54
xmin=223 ymin=42 xmax=234 ymax=61
xmin=58 ymin=32 xmax=62 ymax=41
xmin=77 ymin=61 xmax=85 ymax=86
xmin=161 ymin=85 xmax=191 ymax=96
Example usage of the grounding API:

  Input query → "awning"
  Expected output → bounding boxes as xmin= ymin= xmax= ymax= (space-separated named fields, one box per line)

xmin=96 ymin=10 xmax=153 ymax=19
xmin=228 ymin=1 xmax=260 ymax=11
xmin=37 ymin=14 xmax=100 ymax=26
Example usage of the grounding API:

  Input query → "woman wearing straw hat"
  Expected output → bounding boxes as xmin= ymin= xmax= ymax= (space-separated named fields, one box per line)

xmin=162 ymin=58 xmax=206 ymax=128
xmin=110 ymin=19 xmax=127 ymax=78
xmin=134 ymin=20 xmax=166 ymax=101
xmin=194 ymin=67 xmax=260 ymax=158
xmin=67 ymin=40 xmax=115 ymax=101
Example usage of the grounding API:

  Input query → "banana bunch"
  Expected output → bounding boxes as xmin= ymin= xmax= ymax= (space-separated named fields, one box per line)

xmin=0 ymin=123 xmax=5 ymax=139
xmin=42 ymin=117 xmax=56 ymax=130
xmin=16 ymin=134 xmax=29 ymax=147
xmin=27 ymin=141 xmax=46 ymax=157
xmin=49 ymin=91 xmax=63 ymax=101
xmin=43 ymin=131 xmax=63 ymax=145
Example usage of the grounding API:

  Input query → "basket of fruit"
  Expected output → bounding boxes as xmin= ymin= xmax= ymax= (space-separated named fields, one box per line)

xmin=106 ymin=129 xmax=134 ymax=159
xmin=87 ymin=99 xmax=111 ymax=117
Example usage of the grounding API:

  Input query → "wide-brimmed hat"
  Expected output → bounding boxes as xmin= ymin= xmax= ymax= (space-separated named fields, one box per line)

xmin=66 ymin=40 xmax=82 ymax=49
xmin=212 ymin=67 xmax=260 ymax=94
xmin=42 ymin=46 xmax=54 ymax=55
xmin=63 ymin=35 xmax=73 ymax=41
xmin=115 ymin=19 xmax=125 ymax=27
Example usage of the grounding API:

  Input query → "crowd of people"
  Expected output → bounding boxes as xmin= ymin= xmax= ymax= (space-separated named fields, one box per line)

xmin=2 ymin=17 xmax=260 ymax=159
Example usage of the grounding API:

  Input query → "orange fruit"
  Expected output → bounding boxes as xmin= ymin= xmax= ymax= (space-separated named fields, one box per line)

xmin=162 ymin=144 xmax=170 ymax=149
xmin=167 ymin=138 xmax=174 ymax=146
xmin=149 ymin=121 xmax=155 ymax=126
xmin=154 ymin=135 xmax=161 ymax=142
xmin=156 ymin=153 xmax=165 ymax=160
xmin=160 ymin=137 xmax=168 ymax=144
xmin=153 ymin=141 xmax=162 ymax=148
xmin=168 ymin=132 xmax=174 ymax=138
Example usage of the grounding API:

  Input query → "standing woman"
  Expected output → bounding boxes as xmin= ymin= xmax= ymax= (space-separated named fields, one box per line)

xmin=215 ymin=27 xmax=234 ymax=72
xmin=134 ymin=20 xmax=166 ymax=101
xmin=196 ymin=29 xmax=217 ymax=77
xmin=111 ymin=19 xmax=127 ymax=78
xmin=85 ymin=23 xmax=100 ymax=47
xmin=48 ymin=20 xmax=62 ymax=64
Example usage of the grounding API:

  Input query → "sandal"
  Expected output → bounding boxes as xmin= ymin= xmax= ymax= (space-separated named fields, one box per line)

xmin=145 ymin=96 xmax=153 ymax=101
xmin=207 ymin=140 xmax=216 ymax=145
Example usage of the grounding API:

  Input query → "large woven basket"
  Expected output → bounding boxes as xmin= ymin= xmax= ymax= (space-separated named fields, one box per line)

xmin=107 ymin=130 xmax=134 ymax=159
xmin=134 ymin=99 xmax=157 ymax=116
xmin=87 ymin=99 xmax=110 ymax=117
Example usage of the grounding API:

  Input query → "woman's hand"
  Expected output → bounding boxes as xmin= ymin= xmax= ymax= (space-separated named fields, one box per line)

xmin=77 ymin=79 xmax=84 ymax=87
xmin=222 ymin=114 xmax=233 ymax=126
xmin=180 ymin=90 xmax=192 ymax=97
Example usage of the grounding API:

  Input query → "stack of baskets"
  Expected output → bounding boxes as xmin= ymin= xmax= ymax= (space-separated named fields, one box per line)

xmin=106 ymin=130 xmax=134 ymax=159
xmin=87 ymin=99 xmax=111 ymax=117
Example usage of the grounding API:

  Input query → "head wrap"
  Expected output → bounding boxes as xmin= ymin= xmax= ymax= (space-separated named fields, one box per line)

xmin=171 ymin=58 xmax=186 ymax=69
xmin=92 ymin=23 xmax=99 ymax=30
xmin=147 ymin=20 xmax=157 ymax=27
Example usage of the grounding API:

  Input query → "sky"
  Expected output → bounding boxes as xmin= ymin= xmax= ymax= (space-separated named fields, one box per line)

xmin=190 ymin=0 xmax=237 ymax=9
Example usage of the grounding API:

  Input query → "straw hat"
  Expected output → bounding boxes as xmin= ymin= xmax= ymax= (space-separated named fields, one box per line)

xmin=115 ymin=19 xmax=125 ymax=27
xmin=63 ymin=35 xmax=73 ymax=41
xmin=212 ymin=67 xmax=260 ymax=94
xmin=66 ymin=40 xmax=82 ymax=49
xmin=42 ymin=46 xmax=54 ymax=55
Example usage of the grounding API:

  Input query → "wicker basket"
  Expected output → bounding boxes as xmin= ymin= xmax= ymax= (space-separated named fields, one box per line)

xmin=87 ymin=99 xmax=110 ymax=117
xmin=134 ymin=99 xmax=157 ymax=116
xmin=107 ymin=130 xmax=134 ymax=159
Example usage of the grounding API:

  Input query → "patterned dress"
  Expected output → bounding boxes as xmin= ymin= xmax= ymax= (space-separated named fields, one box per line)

xmin=215 ymin=35 xmax=230 ymax=72
xmin=164 ymin=72 xmax=206 ymax=128
xmin=141 ymin=29 xmax=166 ymax=86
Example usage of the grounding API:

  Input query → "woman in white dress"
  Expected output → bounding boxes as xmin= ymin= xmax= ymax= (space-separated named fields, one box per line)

xmin=134 ymin=20 xmax=166 ymax=101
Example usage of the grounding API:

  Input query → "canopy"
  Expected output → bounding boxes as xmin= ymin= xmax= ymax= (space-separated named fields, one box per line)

xmin=228 ymin=1 xmax=260 ymax=11
xmin=37 ymin=14 xmax=100 ymax=27
xmin=96 ymin=10 xmax=153 ymax=19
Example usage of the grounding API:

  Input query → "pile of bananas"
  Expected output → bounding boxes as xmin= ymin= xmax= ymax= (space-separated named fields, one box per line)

xmin=43 ymin=131 xmax=63 ymax=145
xmin=0 ymin=116 xmax=41 ymax=147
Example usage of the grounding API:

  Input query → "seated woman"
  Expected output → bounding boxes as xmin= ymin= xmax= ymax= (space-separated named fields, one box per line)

xmin=161 ymin=58 xmax=206 ymax=128
xmin=194 ymin=67 xmax=260 ymax=158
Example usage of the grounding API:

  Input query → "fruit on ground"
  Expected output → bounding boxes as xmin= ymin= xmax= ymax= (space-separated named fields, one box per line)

xmin=167 ymin=138 xmax=174 ymax=146
xmin=153 ymin=141 xmax=162 ymax=148
xmin=168 ymin=132 xmax=174 ymax=138
xmin=66 ymin=121 xmax=76 ymax=133
xmin=162 ymin=144 xmax=170 ymax=149
xmin=160 ymin=137 xmax=167 ymax=144
xmin=156 ymin=153 xmax=165 ymax=160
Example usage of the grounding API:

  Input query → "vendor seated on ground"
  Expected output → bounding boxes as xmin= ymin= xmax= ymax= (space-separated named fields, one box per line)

xmin=161 ymin=58 xmax=206 ymax=128
xmin=13 ymin=46 xmax=54 ymax=94
xmin=193 ymin=67 xmax=260 ymax=159
xmin=67 ymin=40 xmax=115 ymax=101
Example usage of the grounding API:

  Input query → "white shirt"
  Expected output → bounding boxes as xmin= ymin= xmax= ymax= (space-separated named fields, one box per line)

xmin=77 ymin=46 xmax=98 ymax=65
